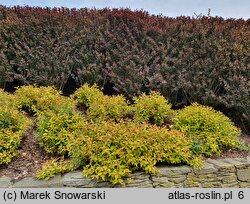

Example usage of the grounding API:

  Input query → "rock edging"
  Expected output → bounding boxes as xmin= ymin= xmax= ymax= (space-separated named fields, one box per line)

xmin=1 ymin=157 xmax=250 ymax=188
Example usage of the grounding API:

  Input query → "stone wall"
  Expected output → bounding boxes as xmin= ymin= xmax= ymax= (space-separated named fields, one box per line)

xmin=1 ymin=157 xmax=250 ymax=188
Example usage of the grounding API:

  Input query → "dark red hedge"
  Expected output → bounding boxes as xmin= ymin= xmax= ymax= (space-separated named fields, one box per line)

xmin=0 ymin=6 xmax=249 ymax=129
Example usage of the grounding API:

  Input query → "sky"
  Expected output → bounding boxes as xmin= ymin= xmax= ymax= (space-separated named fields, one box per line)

xmin=0 ymin=0 xmax=249 ymax=19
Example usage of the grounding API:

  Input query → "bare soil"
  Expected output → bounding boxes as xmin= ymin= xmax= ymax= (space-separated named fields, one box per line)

xmin=0 ymin=125 xmax=53 ymax=179
xmin=0 ymin=126 xmax=249 ymax=180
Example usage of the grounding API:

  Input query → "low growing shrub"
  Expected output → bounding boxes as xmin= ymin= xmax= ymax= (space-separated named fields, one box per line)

xmin=0 ymin=89 xmax=15 ymax=107
xmin=71 ymin=84 xmax=103 ymax=109
xmin=171 ymin=103 xmax=241 ymax=156
xmin=132 ymin=91 xmax=173 ymax=125
xmin=87 ymin=95 xmax=131 ymax=122
xmin=36 ymin=108 xmax=88 ymax=156
xmin=36 ymin=159 xmax=75 ymax=180
xmin=70 ymin=121 xmax=202 ymax=185
xmin=15 ymin=85 xmax=75 ymax=115
xmin=0 ymin=90 xmax=31 ymax=165
xmin=72 ymin=84 xmax=131 ymax=122
xmin=0 ymin=128 xmax=24 ymax=165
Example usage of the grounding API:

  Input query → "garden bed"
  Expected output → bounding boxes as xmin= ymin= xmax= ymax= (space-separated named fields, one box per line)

xmin=0 ymin=84 xmax=249 ymax=185
xmin=0 ymin=128 xmax=249 ymax=181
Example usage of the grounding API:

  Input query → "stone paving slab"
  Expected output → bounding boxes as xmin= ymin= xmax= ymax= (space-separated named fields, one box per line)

xmin=62 ymin=171 xmax=153 ymax=188
xmin=62 ymin=171 xmax=113 ymax=188
xmin=206 ymin=159 xmax=235 ymax=172
xmin=221 ymin=158 xmax=247 ymax=168
xmin=237 ymin=168 xmax=250 ymax=182
xmin=194 ymin=162 xmax=216 ymax=174
xmin=0 ymin=177 xmax=12 ymax=188
xmin=156 ymin=165 xmax=192 ymax=176
xmin=13 ymin=175 xmax=63 ymax=188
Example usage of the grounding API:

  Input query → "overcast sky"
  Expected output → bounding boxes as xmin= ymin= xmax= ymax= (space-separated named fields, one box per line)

xmin=1 ymin=0 xmax=249 ymax=19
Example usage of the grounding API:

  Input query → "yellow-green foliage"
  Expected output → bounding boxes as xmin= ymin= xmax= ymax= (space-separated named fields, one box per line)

xmin=36 ymin=108 xmax=88 ymax=156
xmin=13 ymin=85 xmax=81 ymax=157
xmin=15 ymin=85 xmax=74 ymax=115
xmin=36 ymin=159 xmax=75 ymax=180
xmin=70 ymin=121 xmax=202 ymax=185
xmin=0 ymin=89 xmax=15 ymax=107
xmin=171 ymin=103 xmax=241 ymax=156
xmin=87 ymin=95 xmax=131 ymax=122
xmin=1 ymin=85 xmax=245 ymax=185
xmin=72 ymin=84 xmax=131 ymax=122
xmin=0 ymin=90 xmax=31 ymax=165
xmin=132 ymin=91 xmax=173 ymax=125
xmin=71 ymin=84 xmax=103 ymax=109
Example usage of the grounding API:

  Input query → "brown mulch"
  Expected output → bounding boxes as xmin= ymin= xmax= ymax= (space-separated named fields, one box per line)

xmin=0 ymin=125 xmax=249 ymax=179
xmin=0 ymin=125 xmax=53 ymax=180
